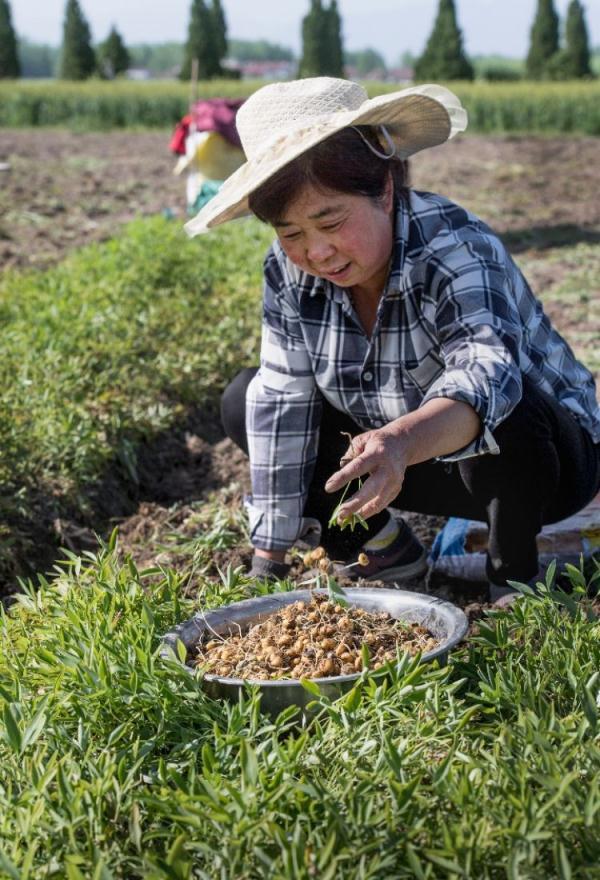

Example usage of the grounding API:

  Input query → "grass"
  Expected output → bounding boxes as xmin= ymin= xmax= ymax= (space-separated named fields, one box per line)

xmin=1 ymin=80 xmax=600 ymax=133
xmin=0 ymin=215 xmax=271 ymax=581
xmin=0 ymin=548 xmax=598 ymax=877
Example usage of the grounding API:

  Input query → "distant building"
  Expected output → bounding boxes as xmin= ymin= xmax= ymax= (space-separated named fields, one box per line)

xmin=224 ymin=59 xmax=295 ymax=80
xmin=344 ymin=64 xmax=384 ymax=81
xmin=385 ymin=66 xmax=414 ymax=84
xmin=126 ymin=68 xmax=151 ymax=80
xmin=343 ymin=64 xmax=413 ymax=83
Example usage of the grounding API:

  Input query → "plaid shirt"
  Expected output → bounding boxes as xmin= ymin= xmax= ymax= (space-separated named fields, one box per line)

xmin=246 ymin=190 xmax=600 ymax=550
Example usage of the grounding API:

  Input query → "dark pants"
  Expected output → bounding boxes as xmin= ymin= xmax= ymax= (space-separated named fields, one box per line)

xmin=221 ymin=367 xmax=600 ymax=586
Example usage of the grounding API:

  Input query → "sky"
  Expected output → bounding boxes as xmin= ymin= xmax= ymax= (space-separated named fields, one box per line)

xmin=11 ymin=0 xmax=600 ymax=65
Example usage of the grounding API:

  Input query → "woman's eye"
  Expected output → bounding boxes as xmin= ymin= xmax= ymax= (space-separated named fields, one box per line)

xmin=282 ymin=231 xmax=300 ymax=241
xmin=321 ymin=222 xmax=341 ymax=232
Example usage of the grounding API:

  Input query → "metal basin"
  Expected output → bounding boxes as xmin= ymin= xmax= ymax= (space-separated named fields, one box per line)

xmin=161 ymin=588 xmax=469 ymax=715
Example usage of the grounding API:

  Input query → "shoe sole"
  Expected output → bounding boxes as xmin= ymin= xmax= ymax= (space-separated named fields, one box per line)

xmin=363 ymin=549 xmax=429 ymax=583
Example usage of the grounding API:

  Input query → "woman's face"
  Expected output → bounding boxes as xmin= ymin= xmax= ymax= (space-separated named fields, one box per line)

xmin=274 ymin=181 xmax=394 ymax=298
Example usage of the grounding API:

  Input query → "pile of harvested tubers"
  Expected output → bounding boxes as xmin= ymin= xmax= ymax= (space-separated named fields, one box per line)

xmin=196 ymin=591 xmax=438 ymax=681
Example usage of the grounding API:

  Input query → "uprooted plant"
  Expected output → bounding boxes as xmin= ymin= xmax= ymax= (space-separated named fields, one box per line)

xmin=328 ymin=431 xmax=369 ymax=533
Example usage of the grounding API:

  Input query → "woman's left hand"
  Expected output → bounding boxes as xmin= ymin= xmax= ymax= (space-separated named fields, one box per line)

xmin=324 ymin=427 xmax=409 ymax=521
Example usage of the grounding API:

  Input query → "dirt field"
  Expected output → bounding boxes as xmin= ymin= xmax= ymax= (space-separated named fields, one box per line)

xmin=2 ymin=130 xmax=600 ymax=271
xmin=1 ymin=129 xmax=599 ymax=609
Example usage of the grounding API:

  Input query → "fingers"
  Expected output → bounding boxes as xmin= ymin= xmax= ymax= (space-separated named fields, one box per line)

xmin=339 ymin=431 xmax=369 ymax=467
xmin=337 ymin=471 xmax=402 ymax=522
xmin=325 ymin=452 xmax=371 ymax=493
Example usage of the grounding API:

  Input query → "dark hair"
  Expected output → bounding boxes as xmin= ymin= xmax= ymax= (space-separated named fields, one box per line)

xmin=248 ymin=126 xmax=410 ymax=225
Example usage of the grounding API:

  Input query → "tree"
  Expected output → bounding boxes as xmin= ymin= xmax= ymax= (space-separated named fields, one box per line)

xmin=345 ymin=48 xmax=386 ymax=78
xmin=413 ymin=0 xmax=474 ymax=81
xmin=299 ymin=0 xmax=324 ymax=78
xmin=16 ymin=39 xmax=59 ymax=77
xmin=59 ymin=0 xmax=95 ymax=80
xmin=97 ymin=26 xmax=130 ymax=79
xmin=299 ymin=0 xmax=344 ymax=78
xmin=0 ymin=0 xmax=20 ymax=78
xmin=212 ymin=0 xmax=227 ymax=63
xmin=526 ymin=0 xmax=559 ymax=79
xmin=323 ymin=0 xmax=344 ymax=77
xmin=398 ymin=49 xmax=416 ymax=69
xmin=128 ymin=42 xmax=183 ymax=76
xmin=180 ymin=0 xmax=221 ymax=80
xmin=562 ymin=0 xmax=593 ymax=77
xmin=227 ymin=39 xmax=294 ymax=63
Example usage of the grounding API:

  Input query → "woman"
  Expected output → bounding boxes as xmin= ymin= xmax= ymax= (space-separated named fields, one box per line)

xmin=186 ymin=77 xmax=600 ymax=603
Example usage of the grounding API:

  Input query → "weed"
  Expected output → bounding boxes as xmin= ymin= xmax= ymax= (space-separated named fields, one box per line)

xmin=0 ymin=215 xmax=271 ymax=581
xmin=0 ymin=549 xmax=598 ymax=875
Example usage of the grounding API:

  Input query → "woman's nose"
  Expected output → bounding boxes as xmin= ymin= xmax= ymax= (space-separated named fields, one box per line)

xmin=306 ymin=236 xmax=335 ymax=267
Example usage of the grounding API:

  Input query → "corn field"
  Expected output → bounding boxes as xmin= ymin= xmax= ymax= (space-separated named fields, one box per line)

xmin=1 ymin=79 xmax=600 ymax=133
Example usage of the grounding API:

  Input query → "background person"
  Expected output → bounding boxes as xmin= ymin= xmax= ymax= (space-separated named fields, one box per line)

xmin=186 ymin=77 xmax=600 ymax=603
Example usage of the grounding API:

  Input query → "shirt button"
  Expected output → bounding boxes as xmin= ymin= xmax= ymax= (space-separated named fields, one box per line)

xmin=373 ymin=420 xmax=383 ymax=428
xmin=363 ymin=370 xmax=373 ymax=382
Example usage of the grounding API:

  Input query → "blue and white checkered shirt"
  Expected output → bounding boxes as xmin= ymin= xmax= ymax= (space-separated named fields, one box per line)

xmin=246 ymin=190 xmax=600 ymax=550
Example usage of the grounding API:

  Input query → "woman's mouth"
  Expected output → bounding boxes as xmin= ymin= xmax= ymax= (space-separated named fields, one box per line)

xmin=323 ymin=262 xmax=351 ymax=281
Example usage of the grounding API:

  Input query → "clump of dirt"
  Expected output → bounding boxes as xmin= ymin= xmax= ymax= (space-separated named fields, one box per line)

xmin=196 ymin=591 xmax=438 ymax=681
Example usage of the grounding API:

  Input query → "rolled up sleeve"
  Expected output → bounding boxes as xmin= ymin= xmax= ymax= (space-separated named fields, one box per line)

xmin=246 ymin=252 xmax=322 ymax=550
xmin=420 ymin=241 xmax=524 ymax=460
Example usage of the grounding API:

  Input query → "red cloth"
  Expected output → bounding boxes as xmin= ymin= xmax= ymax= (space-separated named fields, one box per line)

xmin=169 ymin=99 xmax=245 ymax=155
xmin=170 ymin=114 xmax=192 ymax=155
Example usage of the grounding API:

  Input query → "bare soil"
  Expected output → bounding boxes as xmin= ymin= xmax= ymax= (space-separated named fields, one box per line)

xmin=1 ymin=130 xmax=598 ymax=611
xmin=2 ymin=131 xmax=600 ymax=272
xmin=0 ymin=130 xmax=182 ymax=271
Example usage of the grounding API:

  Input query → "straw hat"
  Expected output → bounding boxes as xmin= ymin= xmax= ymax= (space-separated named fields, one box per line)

xmin=185 ymin=77 xmax=467 ymax=237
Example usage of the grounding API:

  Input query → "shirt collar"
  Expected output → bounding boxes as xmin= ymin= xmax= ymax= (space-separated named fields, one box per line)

xmin=386 ymin=196 xmax=409 ymax=294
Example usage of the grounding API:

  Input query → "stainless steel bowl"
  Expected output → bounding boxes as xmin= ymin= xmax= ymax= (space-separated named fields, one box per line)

xmin=161 ymin=588 xmax=469 ymax=715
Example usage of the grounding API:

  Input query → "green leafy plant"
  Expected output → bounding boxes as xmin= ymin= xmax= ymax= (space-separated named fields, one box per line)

xmin=327 ymin=432 xmax=369 ymax=533
xmin=325 ymin=574 xmax=348 ymax=607
xmin=0 ymin=215 xmax=271 ymax=583
xmin=327 ymin=479 xmax=369 ymax=532
xmin=0 ymin=549 xmax=598 ymax=876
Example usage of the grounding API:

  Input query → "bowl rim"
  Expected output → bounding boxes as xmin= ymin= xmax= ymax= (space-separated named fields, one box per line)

xmin=161 ymin=587 xmax=469 ymax=689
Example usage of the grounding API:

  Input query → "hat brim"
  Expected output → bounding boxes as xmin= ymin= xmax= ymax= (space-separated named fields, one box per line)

xmin=184 ymin=83 xmax=467 ymax=238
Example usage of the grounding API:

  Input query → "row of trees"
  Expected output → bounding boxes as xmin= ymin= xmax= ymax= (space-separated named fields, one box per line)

xmin=0 ymin=0 xmax=596 ymax=81
xmin=0 ymin=0 xmax=229 ymax=81
xmin=527 ymin=0 xmax=592 ymax=79
xmin=299 ymin=0 xmax=594 ymax=83
xmin=0 ymin=0 xmax=130 ymax=79
xmin=12 ymin=40 xmax=297 ymax=80
xmin=298 ymin=0 xmax=594 ymax=82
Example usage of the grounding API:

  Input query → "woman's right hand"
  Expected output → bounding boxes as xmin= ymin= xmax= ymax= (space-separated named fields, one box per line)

xmin=325 ymin=426 xmax=410 ymax=522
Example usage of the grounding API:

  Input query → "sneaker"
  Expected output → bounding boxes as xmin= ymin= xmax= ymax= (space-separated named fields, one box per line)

xmin=336 ymin=516 xmax=428 ymax=583
xmin=489 ymin=584 xmax=520 ymax=607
